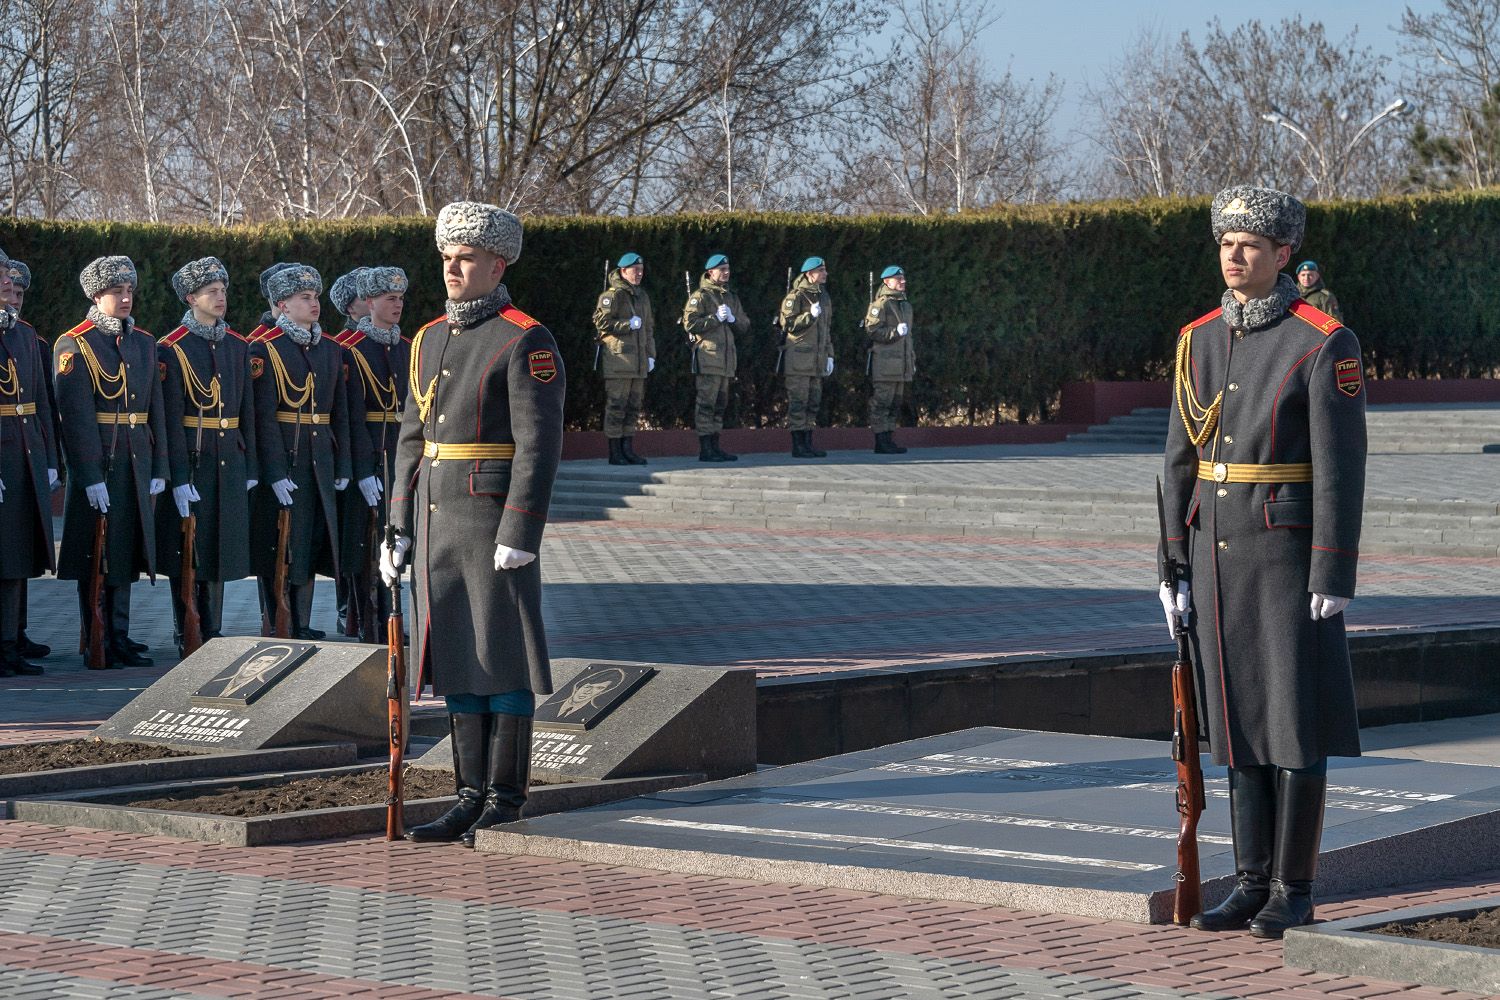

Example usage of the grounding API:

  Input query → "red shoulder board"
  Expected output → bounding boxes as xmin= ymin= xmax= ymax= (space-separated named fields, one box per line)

xmin=328 ymin=328 xmax=351 ymax=347
xmin=417 ymin=314 xmax=446 ymax=335
xmin=1289 ymin=300 xmax=1343 ymax=336
xmin=159 ymin=325 xmax=188 ymax=347
xmin=1179 ymin=307 xmax=1223 ymax=337
xmin=63 ymin=319 xmax=95 ymax=339
xmin=246 ymin=324 xmax=270 ymax=343
xmin=500 ymin=305 xmax=540 ymax=331
xmin=258 ymin=325 xmax=284 ymax=343
xmin=226 ymin=326 xmax=246 ymax=342
xmin=338 ymin=330 xmax=366 ymax=349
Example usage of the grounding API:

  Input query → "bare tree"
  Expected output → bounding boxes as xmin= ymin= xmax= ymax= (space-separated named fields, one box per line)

xmin=1400 ymin=0 xmax=1500 ymax=188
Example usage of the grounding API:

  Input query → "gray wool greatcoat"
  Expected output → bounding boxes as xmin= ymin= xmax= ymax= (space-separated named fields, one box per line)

xmin=0 ymin=319 xmax=58 ymax=580
xmin=154 ymin=325 xmax=259 ymax=582
xmin=1163 ymin=299 xmax=1367 ymax=770
xmin=54 ymin=319 xmax=170 ymax=584
xmin=334 ymin=329 xmax=410 ymax=577
xmin=390 ymin=301 xmax=566 ymax=698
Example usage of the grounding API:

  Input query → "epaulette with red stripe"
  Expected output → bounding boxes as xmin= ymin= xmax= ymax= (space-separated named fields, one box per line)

xmin=1179 ymin=307 xmax=1223 ymax=337
xmin=1288 ymin=300 xmax=1344 ymax=336
xmin=246 ymin=323 xmax=271 ymax=343
xmin=159 ymin=326 xmax=188 ymax=347
xmin=258 ymin=326 xmax=284 ymax=343
xmin=500 ymin=304 xmax=540 ymax=331
xmin=226 ymin=327 xmax=246 ymax=342
xmin=62 ymin=319 xmax=94 ymax=339
xmin=339 ymin=330 xmax=366 ymax=349
xmin=417 ymin=314 xmax=445 ymax=335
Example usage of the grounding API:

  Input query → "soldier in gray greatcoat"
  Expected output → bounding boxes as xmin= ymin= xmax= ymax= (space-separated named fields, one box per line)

xmin=865 ymin=265 xmax=913 ymax=454
xmin=54 ymin=256 xmax=169 ymax=668
xmin=1162 ymin=186 xmax=1367 ymax=940
xmin=591 ymin=252 xmax=654 ymax=466
xmin=682 ymin=253 xmax=748 ymax=462
xmin=156 ymin=257 xmax=259 ymax=657
xmin=6 ymin=258 xmax=56 ymax=664
xmin=778 ymin=256 xmax=834 ymax=458
xmin=383 ymin=201 xmax=565 ymax=847
xmin=0 ymin=250 xmax=57 ymax=676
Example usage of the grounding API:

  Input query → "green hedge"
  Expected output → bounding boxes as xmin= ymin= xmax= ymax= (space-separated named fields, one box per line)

xmin=3 ymin=191 xmax=1495 ymax=431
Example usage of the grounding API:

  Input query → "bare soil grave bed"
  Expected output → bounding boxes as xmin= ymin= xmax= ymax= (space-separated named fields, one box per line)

xmin=0 ymin=740 xmax=194 ymax=774
xmin=92 ymin=767 xmax=454 ymax=816
xmin=1372 ymin=906 xmax=1500 ymax=948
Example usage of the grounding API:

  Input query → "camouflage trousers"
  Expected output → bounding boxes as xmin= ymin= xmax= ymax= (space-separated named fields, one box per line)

xmin=604 ymin=377 xmax=646 ymax=437
xmin=785 ymin=375 xmax=822 ymax=431
xmin=694 ymin=375 xmax=730 ymax=434
xmin=868 ymin=380 xmax=906 ymax=434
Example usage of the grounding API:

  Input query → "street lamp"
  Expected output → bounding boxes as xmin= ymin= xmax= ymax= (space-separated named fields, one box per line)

xmin=1259 ymin=98 xmax=1411 ymax=198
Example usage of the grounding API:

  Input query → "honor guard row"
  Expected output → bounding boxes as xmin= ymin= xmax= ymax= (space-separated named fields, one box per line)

xmin=590 ymin=255 xmax=915 ymax=462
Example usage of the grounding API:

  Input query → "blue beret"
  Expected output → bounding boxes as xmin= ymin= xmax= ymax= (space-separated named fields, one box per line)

xmin=801 ymin=257 xmax=825 ymax=273
xmin=881 ymin=265 xmax=904 ymax=279
xmin=704 ymin=254 xmax=728 ymax=271
xmin=617 ymin=252 xmax=643 ymax=268
xmin=1296 ymin=260 xmax=1319 ymax=273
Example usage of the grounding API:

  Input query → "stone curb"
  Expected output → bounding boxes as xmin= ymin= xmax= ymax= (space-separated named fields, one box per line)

xmin=0 ymin=742 xmax=356 ymax=799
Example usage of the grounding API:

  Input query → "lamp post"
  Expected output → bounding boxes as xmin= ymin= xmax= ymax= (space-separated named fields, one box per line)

xmin=1259 ymin=98 xmax=1410 ymax=198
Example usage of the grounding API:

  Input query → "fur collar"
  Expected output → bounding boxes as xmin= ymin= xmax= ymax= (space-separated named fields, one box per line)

xmin=1221 ymin=273 xmax=1300 ymax=332
xmin=445 ymin=283 xmax=511 ymax=329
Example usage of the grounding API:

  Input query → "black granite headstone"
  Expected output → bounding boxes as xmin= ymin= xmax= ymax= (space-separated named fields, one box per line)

xmin=192 ymin=642 xmax=315 ymax=706
xmin=533 ymin=664 xmax=655 ymax=733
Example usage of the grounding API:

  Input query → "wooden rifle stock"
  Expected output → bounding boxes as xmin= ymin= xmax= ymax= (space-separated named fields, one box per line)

xmin=272 ymin=506 xmax=292 ymax=639
xmin=180 ymin=512 xmax=203 ymax=655
xmin=84 ymin=512 xmax=107 ymax=668
xmin=385 ymin=525 xmax=407 ymax=840
xmin=1171 ymin=623 xmax=1205 ymax=924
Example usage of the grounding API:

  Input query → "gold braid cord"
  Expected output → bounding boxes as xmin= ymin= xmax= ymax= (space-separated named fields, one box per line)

xmin=408 ymin=326 xmax=437 ymax=423
xmin=266 ymin=341 xmax=314 ymax=410
xmin=353 ymin=348 xmax=399 ymax=413
xmin=0 ymin=357 xmax=19 ymax=399
xmin=170 ymin=343 xmax=222 ymax=413
xmin=76 ymin=336 xmax=128 ymax=402
xmin=1174 ymin=326 xmax=1221 ymax=448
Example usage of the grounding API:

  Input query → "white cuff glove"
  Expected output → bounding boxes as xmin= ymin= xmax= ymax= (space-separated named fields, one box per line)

xmin=1158 ymin=580 xmax=1191 ymax=637
xmin=629 ymin=316 xmax=642 ymax=330
xmin=379 ymin=534 xmax=412 ymax=587
xmin=271 ymin=478 xmax=297 ymax=506
xmin=714 ymin=304 xmax=732 ymax=322
xmin=896 ymin=322 xmax=909 ymax=337
xmin=647 ymin=357 xmax=656 ymax=373
xmin=247 ymin=479 xmax=258 ymax=491
xmin=810 ymin=302 xmax=822 ymax=318
xmin=172 ymin=483 xmax=199 ymax=518
xmin=48 ymin=469 xmax=59 ymax=490
xmin=1311 ymin=594 xmax=1351 ymax=620
xmin=825 ymin=358 xmax=834 ymax=376
xmin=334 ymin=478 xmax=349 ymax=491
xmin=86 ymin=481 xmax=110 ymax=512
xmin=358 ymin=475 xmax=382 ymax=507
xmin=494 ymin=544 xmax=537 ymax=571
xmin=149 ymin=477 xmax=166 ymax=496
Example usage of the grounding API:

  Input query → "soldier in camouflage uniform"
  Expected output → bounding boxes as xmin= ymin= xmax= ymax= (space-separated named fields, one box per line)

xmin=682 ymin=254 xmax=748 ymax=462
xmin=592 ymin=252 xmax=654 ymax=465
xmin=778 ymin=256 xmax=834 ymax=458
xmin=864 ymin=265 xmax=913 ymax=454
xmin=1294 ymin=261 xmax=1342 ymax=322
xmin=1163 ymin=187 xmax=1367 ymax=940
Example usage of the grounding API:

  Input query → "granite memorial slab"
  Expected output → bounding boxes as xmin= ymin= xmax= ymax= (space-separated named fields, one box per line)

xmin=476 ymin=727 xmax=1500 ymax=924
xmin=93 ymin=637 xmax=389 ymax=754
xmin=414 ymin=658 xmax=755 ymax=781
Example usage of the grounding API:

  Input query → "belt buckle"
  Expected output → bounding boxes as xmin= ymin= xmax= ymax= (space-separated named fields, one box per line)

xmin=128 ymin=412 xmax=139 ymax=427
xmin=220 ymin=417 xmax=230 ymax=429
xmin=1212 ymin=462 xmax=1228 ymax=483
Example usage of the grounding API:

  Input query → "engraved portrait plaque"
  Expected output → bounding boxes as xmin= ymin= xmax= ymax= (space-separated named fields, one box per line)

xmin=191 ymin=641 xmax=316 ymax=707
xmin=533 ymin=663 xmax=655 ymax=733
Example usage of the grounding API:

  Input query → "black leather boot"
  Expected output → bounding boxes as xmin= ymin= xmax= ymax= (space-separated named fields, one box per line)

xmin=804 ymin=430 xmax=827 ymax=457
xmin=460 ymin=714 xmax=533 ymax=848
xmin=712 ymin=433 xmax=738 ymax=461
xmin=607 ymin=437 xmax=629 ymax=465
xmin=791 ymin=431 xmax=813 ymax=458
xmin=699 ymin=435 xmax=722 ymax=462
xmin=874 ymin=431 xmax=903 ymax=454
xmin=1191 ymin=765 xmax=1274 ymax=931
xmin=405 ymin=713 xmax=489 ymax=843
xmin=18 ymin=633 xmax=49 ymax=659
xmin=621 ymin=437 xmax=648 ymax=465
xmin=1250 ymin=767 xmax=1327 ymax=939
xmin=290 ymin=583 xmax=325 ymax=641
xmin=0 ymin=641 xmax=40 ymax=676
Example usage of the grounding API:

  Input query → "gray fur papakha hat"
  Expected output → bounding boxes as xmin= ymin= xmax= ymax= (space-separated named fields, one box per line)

xmin=265 ymin=263 xmax=323 ymax=305
xmin=356 ymin=266 xmax=408 ymax=300
xmin=259 ymin=262 xmax=296 ymax=302
xmin=80 ymin=256 xmax=138 ymax=298
xmin=171 ymin=256 xmax=229 ymax=302
xmin=329 ymin=269 xmax=366 ymax=316
xmin=9 ymin=260 xmax=30 ymax=290
xmin=434 ymin=201 xmax=522 ymax=264
xmin=1210 ymin=185 xmax=1305 ymax=250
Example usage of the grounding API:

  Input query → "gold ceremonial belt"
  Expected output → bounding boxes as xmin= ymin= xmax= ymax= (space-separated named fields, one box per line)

xmin=366 ymin=412 xmax=404 ymax=423
xmin=183 ymin=416 xmax=239 ymax=430
xmin=0 ymin=403 xmax=37 ymax=417
xmin=275 ymin=412 xmax=330 ymax=425
xmin=423 ymin=441 xmax=515 ymax=460
xmin=96 ymin=411 xmax=149 ymax=426
xmin=1197 ymin=460 xmax=1313 ymax=484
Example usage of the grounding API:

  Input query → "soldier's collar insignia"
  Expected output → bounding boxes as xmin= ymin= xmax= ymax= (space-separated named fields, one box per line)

xmin=529 ymin=349 xmax=557 ymax=382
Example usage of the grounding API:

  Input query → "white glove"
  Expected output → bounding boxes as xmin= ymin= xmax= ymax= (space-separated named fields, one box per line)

xmin=1158 ymin=580 xmax=1191 ymax=637
xmin=647 ymin=357 xmax=656 ymax=373
xmin=715 ymin=303 xmax=733 ymax=323
xmin=358 ymin=475 xmax=382 ymax=507
xmin=825 ymin=358 xmax=834 ymax=376
xmin=379 ymin=534 xmax=412 ymax=586
xmin=0 ymin=478 xmax=4 ymax=503
xmin=271 ymin=478 xmax=297 ymax=506
xmin=149 ymin=477 xmax=166 ymax=496
xmin=172 ymin=483 xmax=199 ymax=518
xmin=1311 ymin=594 xmax=1351 ymax=620
xmin=896 ymin=322 xmax=909 ymax=337
xmin=810 ymin=302 xmax=822 ymax=318
xmin=629 ymin=316 xmax=642 ymax=330
xmin=334 ymin=477 xmax=349 ymax=491
xmin=247 ymin=479 xmax=258 ymax=491
xmin=494 ymin=544 xmax=536 ymax=571
xmin=48 ymin=468 xmax=59 ymax=490
xmin=86 ymin=481 xmax=110 ymax=512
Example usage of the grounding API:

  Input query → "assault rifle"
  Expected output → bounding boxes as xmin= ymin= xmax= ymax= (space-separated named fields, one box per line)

xmin=773 ymin=265 xmax=791 ymax=374
xmin=593 ymin=260 xmax=607 ymax=371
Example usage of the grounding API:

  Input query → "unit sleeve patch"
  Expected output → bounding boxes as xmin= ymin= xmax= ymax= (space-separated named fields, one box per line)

xmin=158 ymin=360 xmax=168 ymax=382
xmin=250 ymin=357 xmax=265 ymax=379
xmin=528 ymin=350 xmax=557 ymax=382
xmin=57 ymin=352 xmax=75 ymax=376
xmin=1335 ymin=358 xmax=1362 ymax=397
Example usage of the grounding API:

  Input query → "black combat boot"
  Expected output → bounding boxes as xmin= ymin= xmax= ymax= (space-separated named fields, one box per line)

xmin=791 ymin=431 xmax=814 ymax=458
xmin=1191 ymin=765 xmax=1274 ymax=931
xmin=460 ymin=714 xmax=532 ymax=848
xmin=18 ymin=633 xmax=49 ymax=659
xmin=699 ymin=435 xmax=723 ymax=462
xmin=1250 ymin=767 xmax=1327 ymax=939
xmin=0 ymin=641 xmax=41 ymax=676
xmin=804 ymin=430 xmax=827 ymax=457
xmin=405 ymin=713 xmax=489 ymax=843
xmin=290 ymin=583 xmax=325 ymax=641
xmin=711 ymin=433 xmax=738 ymax=461
xmin=873 ymin=431 xmax=903 ymax=454
xmin=607 ymin=437 xmax=629 ymax=465
xmin=621 ymin=437 xmax=647 ymax=465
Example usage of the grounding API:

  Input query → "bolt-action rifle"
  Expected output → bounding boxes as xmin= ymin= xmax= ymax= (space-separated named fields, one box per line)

xmin=384 ymin=459 xmax=407 ymax=840
xmin=83 ymin=341 xmax=125 ymax=670
xmin=179 ymin=390 xmax=204 ymax=656
xmin=268 ymin=347 xmax=301 ymax=640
